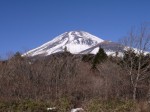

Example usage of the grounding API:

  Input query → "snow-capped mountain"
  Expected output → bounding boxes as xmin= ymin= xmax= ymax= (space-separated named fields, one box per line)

xmin=24 ymin=31 xmax=106 ymax=56
xmin=23 ymin=31 xmax=128 ymax=57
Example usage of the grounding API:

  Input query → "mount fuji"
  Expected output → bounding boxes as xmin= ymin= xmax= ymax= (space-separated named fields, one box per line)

xmin=23 ymin=31 xmax=124 ymax=57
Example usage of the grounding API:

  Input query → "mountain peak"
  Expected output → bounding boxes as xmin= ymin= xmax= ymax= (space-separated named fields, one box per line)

xmin=51 ymin=30 xmax=104 ymax=44
xmin=24 ymin=31 xmax=104 ymax=56
xmin=64 ymin=30 xmax=104 ymax=42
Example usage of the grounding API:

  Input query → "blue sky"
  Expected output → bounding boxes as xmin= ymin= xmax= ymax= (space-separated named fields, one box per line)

xmin=0 ymin=0 xmax=150 ymax=58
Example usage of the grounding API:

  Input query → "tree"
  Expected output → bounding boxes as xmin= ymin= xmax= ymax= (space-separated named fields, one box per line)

xmin=121 ymin=24 xmax=150 ymax=101
xmin=64 ymin=46 xmax=68 ymax=52
xmin=92 ymin=47 xmax=107 ymax=69
xmin=12 ymin=52 xmax=22 ymax=60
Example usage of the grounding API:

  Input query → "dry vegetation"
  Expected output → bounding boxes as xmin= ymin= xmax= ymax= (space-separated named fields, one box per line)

xmin=0 ymin=50 xmax=150 ymax=112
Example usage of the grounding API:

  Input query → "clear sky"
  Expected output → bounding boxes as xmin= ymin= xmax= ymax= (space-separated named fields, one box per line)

xmin=0 ymin=0 xmax=150 ymax=58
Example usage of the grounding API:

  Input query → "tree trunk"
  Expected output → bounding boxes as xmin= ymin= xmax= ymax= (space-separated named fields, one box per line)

xmin=147 ymin=80 xmax=150 ymax=104
xmin=133 ymin=84 xmax=137 ymax=101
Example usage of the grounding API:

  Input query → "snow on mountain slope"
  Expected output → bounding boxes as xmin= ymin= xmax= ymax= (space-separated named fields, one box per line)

xmin=79 ymin=41 xmax=125 ymax=57
xmin=23 ymin=31 xmax=149 ymax=57
xmin=23 ymin=31 xmax=104 ymax=56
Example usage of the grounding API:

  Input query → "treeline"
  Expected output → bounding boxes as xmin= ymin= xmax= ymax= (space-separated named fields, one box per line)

xmin=0 ymin=50 xmax=149 ymax=104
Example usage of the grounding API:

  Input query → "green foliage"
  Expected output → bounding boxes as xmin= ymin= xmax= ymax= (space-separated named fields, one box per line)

xmin=58 ymin=97 xmax=71 ymax=112
xmin=0 ymin=100 xmax=50 ymax=112
xmin=92 ymin=47 xmax=107 ymax=69
xmin=86 ymin=99 xmax=135 ymax=112
xmin=1 ymin=99 xmax=150 ymax=112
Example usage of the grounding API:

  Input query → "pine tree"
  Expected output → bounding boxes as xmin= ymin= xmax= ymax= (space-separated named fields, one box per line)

xmin=12 ymin=52 xmax=22 ymax=60
xmin=14 ymin=52 xmax=22 ymax=58
xmin=92 ymin=47 xmax=107 ymax=69
xmin=64 ymin=46 xmax=67 ymax=52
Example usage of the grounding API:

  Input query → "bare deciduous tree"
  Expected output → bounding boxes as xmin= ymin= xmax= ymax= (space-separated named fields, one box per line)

xmin=121 ymin=24 xmax=150 ymax=101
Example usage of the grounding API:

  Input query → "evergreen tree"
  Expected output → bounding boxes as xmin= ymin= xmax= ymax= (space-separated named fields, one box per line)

xmin=14 ymin=52 xmax=22 ymax=58
xmin=11 ymin=52 xmax=22 ymax=60
xmin=64 ymin=46 xmax=67 ymax=52
xmin=92 ymin=47 xmax=107 ymax=69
